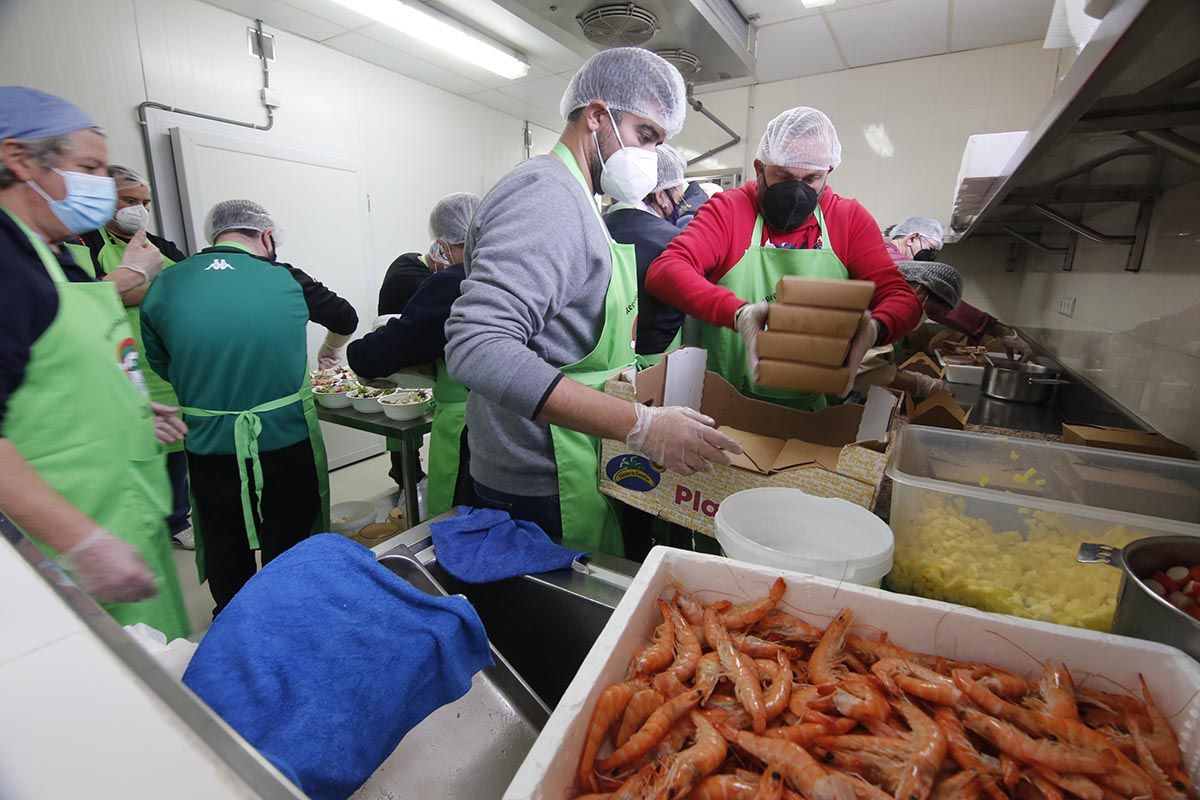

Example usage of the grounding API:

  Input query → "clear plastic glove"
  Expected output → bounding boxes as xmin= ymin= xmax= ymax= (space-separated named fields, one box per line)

xmin=735 ymin=301 xmax=770 ymax=380
xmin=911 ymin=372 xmax=947 ymax=399
xmin=625 ymin=404 xmax=743 ymax=475
xmin=317 ymin=331 xmax=351 ymax=369
xmin=59 ymin=528 xmax=158 ymax=604
xmin=998 ymin=333 xmax=1033 ymax=362
xmin=117 ymin=228 xmax=164 ymax=284
xmin=841 ymin=313 xmax=881 ymax=396
xmin=150 ymin=402 xmax=188 ymax=445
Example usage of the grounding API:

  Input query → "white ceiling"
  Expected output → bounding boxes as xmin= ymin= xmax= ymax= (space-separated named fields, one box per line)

xmin=202 ymin=0 xmax=1055 ymax=130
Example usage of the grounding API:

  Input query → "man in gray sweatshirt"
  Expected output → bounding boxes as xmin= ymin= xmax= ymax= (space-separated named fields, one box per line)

xmin=444 ymin=48 xmax=740 ymax=556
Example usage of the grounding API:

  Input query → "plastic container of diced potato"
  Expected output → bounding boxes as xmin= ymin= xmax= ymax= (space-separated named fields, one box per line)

xmin=885 ymin=426 xmax=1200 ymax=631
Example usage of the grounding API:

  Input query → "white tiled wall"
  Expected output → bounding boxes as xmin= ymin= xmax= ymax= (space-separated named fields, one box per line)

xmin=1011 ymin=179 xmax=1200 ymax=451
xmin=676 ymin=41 xmax=1063 ymax=233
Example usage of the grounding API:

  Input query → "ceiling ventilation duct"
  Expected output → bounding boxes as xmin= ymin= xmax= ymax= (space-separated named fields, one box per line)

xmin=576 ymin=4 xmax=661 ymax=47
xmin=654 ymin=48 xmax=702 ymax=79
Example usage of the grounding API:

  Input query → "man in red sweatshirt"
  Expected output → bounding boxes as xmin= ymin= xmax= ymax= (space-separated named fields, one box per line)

xmin=645 ymin=107 xmax=921 ymax=410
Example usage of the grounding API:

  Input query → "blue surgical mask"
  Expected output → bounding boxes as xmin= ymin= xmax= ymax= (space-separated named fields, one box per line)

xmin=27 ymin=169 xmax=117 ymax=235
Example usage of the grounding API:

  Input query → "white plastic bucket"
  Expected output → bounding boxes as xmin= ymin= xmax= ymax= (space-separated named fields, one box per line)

xmin=714 ymin=487 xmax=894 ymax=586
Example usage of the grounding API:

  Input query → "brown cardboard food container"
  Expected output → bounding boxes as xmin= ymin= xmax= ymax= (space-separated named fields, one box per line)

xmin=898 ymin=352 xmax=945 ymax=379
xmin=1062 ymin=424 xmax=1195 ymax=460
xmin=1066 ymin=459 xmax=1200 ymax=522
xmin=756 ymin=331 xmax=851 ymax=366
xmin=774 ymin=276 xmax=875 ymax=310
xmin=598 ymin=348 xmax=899 ymax=538
xmin=904 ymin=390 xmax=971 ymax=430
xmin=766 ymin=305 xmax=862 ymax=337
xmin=757 ymin=359 xmax=852 ymax=395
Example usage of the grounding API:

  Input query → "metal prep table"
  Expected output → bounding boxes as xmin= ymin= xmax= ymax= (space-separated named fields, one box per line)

xmin=317 ymin=405 xmax=432 ymax=525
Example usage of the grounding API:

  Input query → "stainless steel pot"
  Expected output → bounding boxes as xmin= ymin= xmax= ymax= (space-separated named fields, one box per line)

xmin=981 ymin=357 xmax=1068 ymax=403
xmin=1078 ymin=535 xmax=1200 ymax=661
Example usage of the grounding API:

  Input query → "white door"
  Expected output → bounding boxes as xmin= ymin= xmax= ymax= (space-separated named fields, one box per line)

xmin=169 ymin=125 xmax=381 ymax=468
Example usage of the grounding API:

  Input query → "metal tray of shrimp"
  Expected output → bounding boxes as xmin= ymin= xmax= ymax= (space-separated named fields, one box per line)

xmin=351 ymin=545 xmax=551 ymax=800
xmin=502 ymin=546 xmax=1200 ymax=798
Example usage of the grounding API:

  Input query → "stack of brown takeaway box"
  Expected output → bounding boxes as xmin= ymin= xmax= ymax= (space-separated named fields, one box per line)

xmin=756 ymin=276 xmax=875 ymax=394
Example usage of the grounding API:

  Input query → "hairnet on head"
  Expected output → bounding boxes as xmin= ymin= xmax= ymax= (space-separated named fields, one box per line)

xmin=0 ymin=86 xmax=98 ymax=140
xmin=890 ymin=216 xmax=945 ymax=246
xmin=756 ymin=107 xmax=841 ymax=171
xmin=428 ymin=192 xmax=481 ymax=244
xmin=898 ymin=260 xmax=962 ymax=308
xmin=560 ymin=48 xmax=687 ymax=138
xmin=205 ymin=199 xmax=277 ymax=245
xmin=108 ymin=164 xmax=148 ymax=190
xmin=653 ymin=144 xmax=687 ymax=194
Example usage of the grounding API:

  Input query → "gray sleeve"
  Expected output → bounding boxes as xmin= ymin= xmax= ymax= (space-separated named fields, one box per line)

xmin=444 ymin=170 xmax=588 ymax=419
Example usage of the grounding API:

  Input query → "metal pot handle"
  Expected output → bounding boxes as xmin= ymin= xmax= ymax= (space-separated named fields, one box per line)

xmin=1077 ymin=542 xmax=1124 ymax=568
xmin=1028 ymin=377 xmax=1070 ymax=385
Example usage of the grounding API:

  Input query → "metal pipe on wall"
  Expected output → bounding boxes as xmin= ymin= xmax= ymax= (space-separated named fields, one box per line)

xmin=1127 ymin=129 xmax=1200 ymax=169
xmin=1029 ymin=204 xmax=1135 ymax=245
xmin=685 ymin=92 xmax=741 ymax=166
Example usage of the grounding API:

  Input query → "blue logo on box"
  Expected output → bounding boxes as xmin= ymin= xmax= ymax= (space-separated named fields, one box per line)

xmin=605 ymin=454 xmax=661 ymax=492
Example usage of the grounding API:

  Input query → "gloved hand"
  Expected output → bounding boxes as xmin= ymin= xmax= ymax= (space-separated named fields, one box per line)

xmin=998 ymin=333 xmax=1033 ymax=362
xmin=317 ymin=332 xmax=351 ymax=369
xmin=150 ymin=402 xmax=188 ymax=445
xmin=117 ymin=228 xmax=164 ymax=284
xmin=735 ymin=301 xmax=770 ymax=380
xmin=59 ymin=528 xmax=158 ymax=604
xmin=841 ymin=313 xmax=881 ymax=396
xmin=625 ymin=404 xmax=743 ymax=475
xmin=911 ymin=372 xmax=947 ymax=399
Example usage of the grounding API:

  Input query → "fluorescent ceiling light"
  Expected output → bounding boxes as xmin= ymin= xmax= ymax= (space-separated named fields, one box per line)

xmin=329 ymin=0 xmax=530 ymax=80
xmin=800 ymin=0 xmax=837 ymax=8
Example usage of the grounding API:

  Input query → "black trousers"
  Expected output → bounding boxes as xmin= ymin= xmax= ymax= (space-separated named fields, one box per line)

xmin=187 ymin=438 xmax=319 ymax=615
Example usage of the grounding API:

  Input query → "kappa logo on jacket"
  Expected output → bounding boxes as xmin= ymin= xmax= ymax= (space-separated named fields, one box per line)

xmin=204 ymin=259 xmax=235 ymax=271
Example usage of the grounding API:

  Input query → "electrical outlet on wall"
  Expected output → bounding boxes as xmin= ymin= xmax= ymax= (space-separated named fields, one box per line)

xmin=1057 ymin=296 xmax=1076 ymax=317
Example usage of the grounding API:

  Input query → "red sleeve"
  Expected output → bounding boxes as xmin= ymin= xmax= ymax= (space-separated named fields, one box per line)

xmin=833 ymin=199 xmax=922 ymax=344
xmin=645 ymin=190 xmax=746 ymax=329
xmin=930 ymin=299 xmax=996 ymax=342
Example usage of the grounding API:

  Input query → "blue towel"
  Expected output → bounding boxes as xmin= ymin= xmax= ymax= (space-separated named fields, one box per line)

xmin=431 ymin=506 xmax=585 ymax=584
xmin=182 ymin=534 xmax=493 ymax=800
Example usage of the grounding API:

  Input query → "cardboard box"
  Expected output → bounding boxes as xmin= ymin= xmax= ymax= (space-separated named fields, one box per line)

xmin=898 ymin=352 xmax=944 ymax=379
xmin=756 ymin=331 xmax=850 ymax=366
xmin=766 ymin=304 xmax=862 ymax=337
xmin=774 ymin=276 xmax=875 ymax=309
xmin=757 ymin=359 xmax=851 ymax=394
xmin=501 ymin=547 xmax=1200 ymax=799
xmin=1062 ymin=423 xmax=1195 ymax=460
xmin=1067 ymin=459 xmax=1200 ymax=523
xmin=598 ymin=348 xmax=898 ymax=537
xmin=904 ymin=390 xmax=971 ymax=430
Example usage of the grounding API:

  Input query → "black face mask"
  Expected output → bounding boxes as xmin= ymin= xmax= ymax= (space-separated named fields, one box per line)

xmin=913 ymin=247 xmax=940 ymax=262
xmin=759 ymin=176 xmax=820 ymax=232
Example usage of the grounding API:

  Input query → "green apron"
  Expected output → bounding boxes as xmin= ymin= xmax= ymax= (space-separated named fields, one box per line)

xmin=699 ymin=207 xmax=849 ymax=410
xmin=180 ymin=378 xmax=330 ymax=583
xmin=425 ymin=359 xmax=468 ymax=517
xmin=550 ymin=141 xmax=639 ymax=556
xmin=65 ymin=229 xmax=183 ymax=453
xmin=3 ymin=210 xmax=189 ymax=639
xmin=605 ymin=201 xmax=682 ymax=370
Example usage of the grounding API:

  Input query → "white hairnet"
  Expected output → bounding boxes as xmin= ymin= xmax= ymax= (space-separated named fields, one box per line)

xmin=890 ymin=216 xmax=945 ymax=246
xmin=653 ymin=144 xmax=687 ymax=194
xmin=898 ymin=260 xmax=962 ymax=308
xmin=428 ymin=192 xmax=481 ymax=244
xmin=756 ymin=107 xmax=842 ymax=171
xmin=108 ymin=164 xmax=148 ymax=190
xmin=560 ymin=47 xmax=688 ymax=138
xmin=205 ymin=199 xmax=277 ymax=245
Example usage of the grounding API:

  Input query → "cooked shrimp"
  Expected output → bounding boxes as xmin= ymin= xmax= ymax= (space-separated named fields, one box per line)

xmin=872 ymin=659 xmax=963 ymax=705
xmin=691 ymin=775 xmax=757 ymax=800
xmin=732 ymin=631 xmax=797 ymax=659
xmin=827 ymin=675 xmax=890 ymax=721
xmin=632 ymin=600 xmax=676 ymax=675
xmin=952 ymin=669 xmax=1035 ymax=728
xmin=768 ymin=720 xmax=854 ymax=747
xmin=720 ymin=577 xmax=787 ymax=629
xmin=654 ymin=670 xmax=690 ymax=699
xmin=705 ymin=607 xmax=767 ymax=733
xmin=653 ymin=719 xmax=695 ymax=761
xmin=835 ymin=770 xmax=897 ymax=800
xmin=934 ymin=707 xmax=1006 ymax=800
xmin=929 ymin=770 xmax=981 ymax=800
xmin=816 ymin=735 xmax=912 ymax=758
xmin=596 ymin=688 xmax=702 ymax=772
xmin=578 ymin=678 xmax=647 ymax=791
xmin=760 ymin=653 xmax=792 ymax=721
xmin=695 ymin=652 xmax=723 ymax=703
xmin=892 ymin=698 xmax=946 ymax=800
xmin=1032 ymin=765 xmax=1103 ymax=800
xmin=998 ymin=753 xmax=1020 ymax=794
xmin=606 ymin=762 xmax=660 ymax=800
xmin=617 ymin=689 xmax=664 ymax=748
xmin=960 ymin=709 xmax=1108 ymax=774
xmin=754 ymin=611 xmax=823 ymax=643
xmin=1128 ymin=718 xmax=1187 ymax=800
xmin=650 ymin=710 xmax=729 ymax=800
xmin=969 ymin=665 xmax=1033 ymax=698
xmin=1025 ymin=769 xmax=1066 ymax=800
xmin=1038 ymin=664 xmax=1078 ymax=721
xmin=665 ymin=599 xmax=702 ymax=682
xmin=1138 ymin=674 xmax=1183 ymax=771
xmin=757 ymin=766 xmax=785 ymax=800
xmin=810 ymin=609 xmax=854 ymax=685
xmin=716 ymin=722 xmax=854 ymax=800
xmin=846 ymin=634 xmax=934 ymax=668
xmin=825 ymin=749 xmax=906 ymax=794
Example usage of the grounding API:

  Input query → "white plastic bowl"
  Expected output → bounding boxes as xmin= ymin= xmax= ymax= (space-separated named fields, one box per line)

xmin=714 ymin=487 xmax=894 ymax=587
xmin=379 ymin=396 xmax=431 ymax=421
xmin=314 ymin=389 xmax=352 ymax=409
xmin=329 ymin=501 xmax=376 ymax=536
xmin=348 ymin=393 xmax=385 ymax=414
